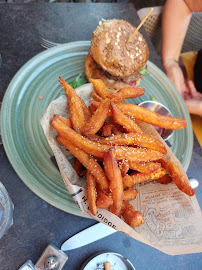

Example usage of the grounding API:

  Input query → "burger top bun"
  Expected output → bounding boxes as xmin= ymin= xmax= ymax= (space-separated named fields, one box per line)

xmin=91 ymin=19 xmax=149 ymax=78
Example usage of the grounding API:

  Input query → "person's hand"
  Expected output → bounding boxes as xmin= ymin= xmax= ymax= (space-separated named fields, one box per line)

xmin=185 ymin=80 xmax=202 ymax=100
xmin=184 ymin=80 xmax=202 ymax=117
xmin=163 ymin=60 xmax=187 ymax=97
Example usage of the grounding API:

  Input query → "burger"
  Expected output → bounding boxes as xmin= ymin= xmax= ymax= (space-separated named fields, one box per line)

xmin=85 ymin=19 xmax=149 ymax=92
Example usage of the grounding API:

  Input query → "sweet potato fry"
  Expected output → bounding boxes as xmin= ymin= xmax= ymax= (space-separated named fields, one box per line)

xmin=117 ymin=103 xmax=187 ymax=130
xmin=87 ymin=170 xmax=97 ymax=216
xmin=56 ymin=136 xmax=109 ymax=191
xmin=111 ymin=87 xmax=145 ymax=102
xmin=123 ymin=189 xmax=138 ymax=201
xmin=128 ymin=161 xmax=161 ymax=173
xmin=90 ymin=78 xmax=110 ymax=99
xmin=114 ymin=147 xmax=164 ymax=162
xmin=101 ymin=123 xmax=114 ymax=137
xmin=97 ymin=132 xmax=167 ymax=154
xmin=87 ymin=134 xmax=102 ymax=142
xmin=73 ymin=159 xmax=86 ymax=177
xmin=111 ymin=125 xmax=123 ymax=135
xmin=83 ymin=98 xmax=110 ymax=137
xmin=122 ymin=201 xmax=144 ymax=227
xmin=89 ymin=100 xmax=112 ymax=117
xmin=130 ymin=168 xmax=167 ymax=185
xmin=54 ymin=115 xmax=72 ymax=128
xmin=51 ymin=116 xmax=108 ymax=159
xmin=52 ymin=116 xmax=158 ymax=162
xmin=122 ymin=174 xmax=134 ymax=188
xmin=50 ymin=77 xmax=194 ymax=229
xmin=96 ymin=188 xmax=113 ymax=208
xmin=91 ymin=91 xmax=103 ymax=102
xmin=111 ymin=102 xmax=143 ymax=134
xmin=156 ymin=174 xmax=173 ymax=184
xmin=88 ymin=104 xmax=97 ymax=115
xmin=96 ymin=186 xmax=138 ymax=204
xmin=118 ymin=160 xmax=130 ymax=176
xmin=159 ymin=157 xmax=195 ymax=196
xmin=104 ymin=148 xmax=124 ymax=217
xmin=58 ymin=77 xmax=86 ymax=133
xmin=80 ymin=98 xmax=92 ymax=121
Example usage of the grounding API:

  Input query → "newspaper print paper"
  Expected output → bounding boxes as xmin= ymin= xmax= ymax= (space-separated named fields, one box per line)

xmin=40 ymin=83 xmax=202 ymax=255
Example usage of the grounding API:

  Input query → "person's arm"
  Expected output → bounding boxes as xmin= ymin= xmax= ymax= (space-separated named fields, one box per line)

xmin=161 ymin=0 xmax=202 ymax=97
xmin=161 ymin=0 xmax=191 ymax=96
xmin=161 ymin=0 xmax=192 ymax=64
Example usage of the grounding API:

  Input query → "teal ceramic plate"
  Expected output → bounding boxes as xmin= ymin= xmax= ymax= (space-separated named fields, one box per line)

xmin=1 ymin=41 xmax=193 ymax=217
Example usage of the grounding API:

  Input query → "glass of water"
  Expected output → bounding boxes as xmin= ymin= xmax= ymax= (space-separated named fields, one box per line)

xmin=0 ymin=182 xmax=14 ymax=239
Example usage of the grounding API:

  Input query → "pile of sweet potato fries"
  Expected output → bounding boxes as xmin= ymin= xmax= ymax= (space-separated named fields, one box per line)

xmin=51 ymin=77 xmax=195 ymax=227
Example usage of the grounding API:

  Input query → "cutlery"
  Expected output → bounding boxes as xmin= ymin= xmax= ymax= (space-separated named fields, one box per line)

xmin=39 ymin=37 xmax=61 ymax=49
xmin=61 ymin=222 xmax=116 ymax=251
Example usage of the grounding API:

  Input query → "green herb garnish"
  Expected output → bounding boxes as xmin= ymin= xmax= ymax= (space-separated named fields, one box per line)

xmin=138 ymin=68 xmax=150 ymax=75
xmin=69 ymin=73 xmax=86 ymax=89
xmin=150 ymin=96 xmax=158 ymax=101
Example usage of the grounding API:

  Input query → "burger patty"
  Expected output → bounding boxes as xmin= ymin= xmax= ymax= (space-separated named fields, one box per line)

xmin=85 ymin=52 xmax=143 ymax=92
xmin=104 ymin=67 xmax=143 ymax=84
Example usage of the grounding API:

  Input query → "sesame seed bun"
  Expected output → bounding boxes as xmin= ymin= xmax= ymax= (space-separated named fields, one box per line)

xmin=90 ymin=19 xmax=149 ymax=78
xmin=85 ymin=52 xmax=143 ymax=92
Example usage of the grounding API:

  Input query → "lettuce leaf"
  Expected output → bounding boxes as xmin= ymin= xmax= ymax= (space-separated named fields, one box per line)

xmin=69 ymin=73 xmax=86 ymax=89
xmin=138 ymin=68 xmax=150 ymax=75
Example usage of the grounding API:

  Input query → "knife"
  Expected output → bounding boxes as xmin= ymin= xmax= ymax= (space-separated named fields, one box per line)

xmin=61 ymin=222 xmax=117 ymax=251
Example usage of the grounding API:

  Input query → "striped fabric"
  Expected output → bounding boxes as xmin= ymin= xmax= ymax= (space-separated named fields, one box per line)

xmin=182 ymin=12 xmax=202 ymax=53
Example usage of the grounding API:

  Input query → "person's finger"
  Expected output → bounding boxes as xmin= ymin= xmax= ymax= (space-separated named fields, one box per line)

xmin=187 ymin=80 xmax=202 ymax=99
xmin=183 ymin=82 xmax=192 ymax=100
xmin=185 ymin=99 xmax=202 ymax=117
xmin=184 ymin=91 xmax=191 ymax=100
xmin=181 ymin=81 xmax=189 ymax=99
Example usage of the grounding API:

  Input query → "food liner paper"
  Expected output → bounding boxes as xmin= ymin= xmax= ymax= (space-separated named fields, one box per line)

xmin=40 ymin=83 xmax=202 ymax=255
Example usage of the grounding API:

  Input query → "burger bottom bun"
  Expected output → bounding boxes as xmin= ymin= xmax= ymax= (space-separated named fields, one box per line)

xmin=85 ymin=52 xmax=142 ymax=92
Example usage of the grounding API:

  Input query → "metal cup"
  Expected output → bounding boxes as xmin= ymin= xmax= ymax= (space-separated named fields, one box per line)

xmin=138 ymin=101 xmax=174 ymax=141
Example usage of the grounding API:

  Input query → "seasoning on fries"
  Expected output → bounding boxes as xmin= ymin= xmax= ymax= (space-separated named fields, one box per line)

xmin=87 ymin=170 xmax=97 ymax=216
xmin=128 ymin=161 xmax=161 ymax=173
xmin=159 ymin=157 xmax=195 ymax=196
xmin=111 ymin=101 xmax=143 ymax=134
xmin=117 ymin=103 xmax=187 ymax=130
xmin=104 ymin=148 xmax=124 ymax=217
xmin=58 ymin=77 xmax=87 ymax=134
xmin=56 ymin=136 xmax=109 ymax=191
xmin=51 ymin=77 xmax=193 ymax=228
xmin=96 ymin=131 xmax=167 ymax=154
xmin=110 ymin=87 xmax=145 ymax=102
xmin=83 ymin=98 xmax=110 ymax=137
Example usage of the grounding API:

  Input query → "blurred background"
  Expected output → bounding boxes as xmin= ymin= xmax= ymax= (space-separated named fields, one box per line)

xmin=0 ymin=0 xmax=166 ymax=10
